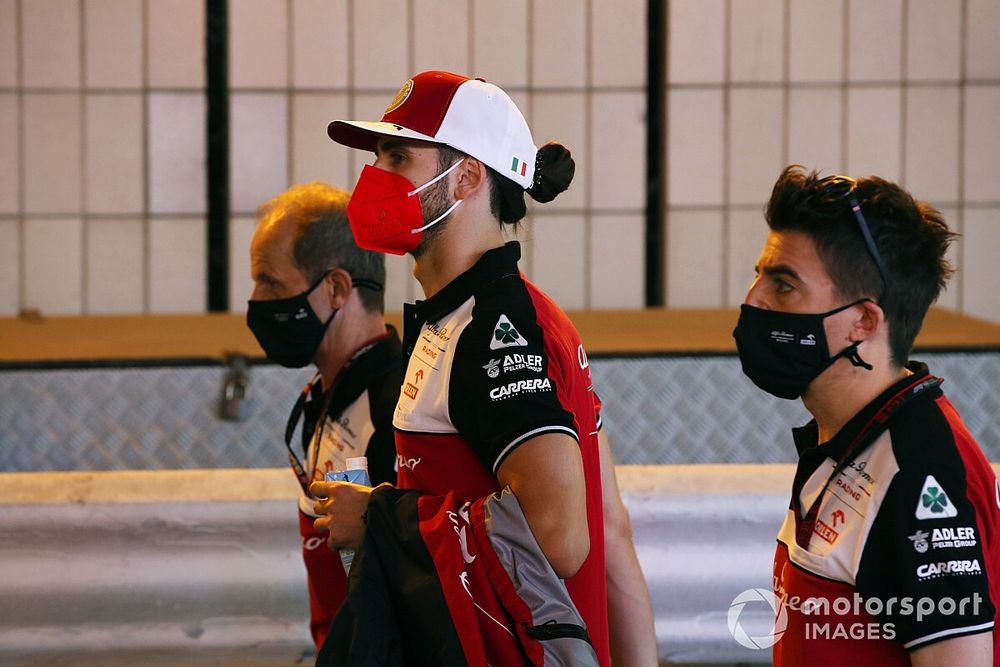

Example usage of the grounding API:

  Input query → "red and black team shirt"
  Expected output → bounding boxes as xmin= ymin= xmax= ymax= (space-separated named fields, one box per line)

xmin=394 ymin=241 xmax=610 ymax=666
xmin=294 ymin=327 xmax=402 ymax=648
xmin=774 ymin=362 xmax=1000 ymax=666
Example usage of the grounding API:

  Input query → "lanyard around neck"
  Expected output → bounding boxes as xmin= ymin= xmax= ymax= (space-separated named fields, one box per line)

xmin=792 ymin=373 xmax=943 ymax=549
xmin=280 ymin=330 xmax=394 ymax=496
xmin=283 ymin=370 xmax=341 ymax=497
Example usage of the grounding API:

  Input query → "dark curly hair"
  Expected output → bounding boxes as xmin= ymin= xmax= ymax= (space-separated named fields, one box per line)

xmin=765 ymin=165 xmax=957 ymax=367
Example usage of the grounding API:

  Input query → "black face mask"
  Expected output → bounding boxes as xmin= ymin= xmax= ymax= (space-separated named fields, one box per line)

xmin=732 ymin=300 xmax=873 ymax=400
xmin=246 ymin=273 xmax=337 ymax=368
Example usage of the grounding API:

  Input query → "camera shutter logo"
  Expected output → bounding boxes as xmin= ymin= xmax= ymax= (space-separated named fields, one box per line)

xmin=727 ymin=588 xmax=788 ymax=649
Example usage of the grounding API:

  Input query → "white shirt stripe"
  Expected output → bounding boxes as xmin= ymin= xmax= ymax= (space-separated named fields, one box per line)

xmin=903 ymin=621 xmax=994 ymax=649
xmin=492 ymin=425 xmax=579 ymax=474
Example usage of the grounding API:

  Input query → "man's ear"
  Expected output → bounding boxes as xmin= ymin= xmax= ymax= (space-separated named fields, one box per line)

xmin=325 ymin=268 xmax=354 ymax=309
xmin=453 ymin=157 xmax=486 ymax=200
xmin=850 ymin=299 xmax=885 ymax=342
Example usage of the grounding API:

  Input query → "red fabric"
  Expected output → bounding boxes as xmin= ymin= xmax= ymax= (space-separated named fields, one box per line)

xmin=396 ymin=431 xmax=499 ymax=498
xmin=393 ymin=263 xmax=610 ymax=666
xmin=382 ymin=70 xmax=468 ymax=137
xmin=773 ymin=542 xmax=908 ymax=666
xmin=938 ymin=395 xmax=1000 ymax=664
xmin=416 ymin=492 xmax=529 ymax=666
xmin=526 ymin=283 xmax=610 ymax=666
xmin=298 ymin=511 xmax=347 ymax=649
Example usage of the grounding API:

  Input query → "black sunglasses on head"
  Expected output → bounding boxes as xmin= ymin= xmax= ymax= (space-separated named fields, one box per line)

xmin=812 ymin=175 xmax=890 ymax=303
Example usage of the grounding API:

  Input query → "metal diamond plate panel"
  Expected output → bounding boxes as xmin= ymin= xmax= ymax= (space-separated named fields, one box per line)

xmin=591 ymin=352 xmax=1000 ymax=464
xmin=1 ymin=352 xmax=998 ymax=471
xmin=0 ymin=365 xmax=310 ymax=471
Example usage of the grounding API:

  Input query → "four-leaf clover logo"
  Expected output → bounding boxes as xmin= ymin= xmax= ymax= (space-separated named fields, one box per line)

xmin=495 ymin=322 xmax=521 ymax=344
xmin=922 ymin=487 xmax=949 ymax=514
xmin=490 ymin=315 xmax=529 ymax=350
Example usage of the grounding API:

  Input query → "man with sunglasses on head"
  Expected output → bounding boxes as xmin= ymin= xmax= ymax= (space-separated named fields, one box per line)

xmin=245 ymin=182 xmax=402 ymax=650
xmin=735 ymin=165 xmax=1000 ymax=665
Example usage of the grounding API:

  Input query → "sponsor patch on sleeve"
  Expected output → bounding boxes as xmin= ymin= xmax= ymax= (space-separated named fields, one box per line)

xmin=489 ymin=314 xmax=529 ymax=350
xmin=489 ymin=378 xmax=553 ymax=402
xmin=916 ymin=475 xmax=958 ymax=520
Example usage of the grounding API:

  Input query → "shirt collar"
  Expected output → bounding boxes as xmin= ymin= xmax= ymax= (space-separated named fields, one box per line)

xmin=410 ymin=241 xmax=522 ymax=324
xmin=791 ymin=360 xmax=936 ymax=459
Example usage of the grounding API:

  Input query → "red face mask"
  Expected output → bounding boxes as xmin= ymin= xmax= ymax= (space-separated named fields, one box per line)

xmin=346 ymin=161 xmax=463 ymax=255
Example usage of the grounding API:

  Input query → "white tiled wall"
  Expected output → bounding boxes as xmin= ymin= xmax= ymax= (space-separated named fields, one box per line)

xmin=963 ymin=208 xmax=1000 ymax=321
xmin=667 ymin=210 xmax=724 ymax=307
xmin=0 ymin=219 xmax=18 ymax=313
xmin=0 ymin=94 xmax=18 ymax=215
xmin=230 ymin=93 xmax=288 ymax=214
xmin=24 ymin=217 xmax=83 ymax=314
xmin=229 ymin=0 xmax=287 ymax=89
xmin=290 ymin=0 xmax=349 ymax=89
xmin=907 ymin=0 xmax=961 ymax=81
xmin=665 ymin=0 xmax=1000 ymax=319
xmin=228 ymin=215 xmax=256 ymax=311
xmin=904 ymin=87 xmax=960 ymax=203
xmin=668 ymin=89 xmax=725 ymax=207
xmin=149 ymin=217 xmax=205 ymax=312
xmin=0 ymin=0 xmax=17 ymax=88
xmin=787 ymin=87 xmax=843 ymax=173
xmin=967 ymin=0 xmax=1000 ymax=80
xmin=4 ymin=0 xmax=206 ymax=315
xmin=84 ymin=0 xmax=143 ymax=89
xmin=5 ymin=1 xmax=999 ymax=321
xmin=788 ymin=2 xmax=843 ymax=83
xmin=847 ymin=0 xmax=903 ymax=81
xmin=148 ymin=93 xmax=206 ymax=216
xmin=964 ymin=87 xmax=1000 ymax=202
xmin=147 ymin=0 xmax=204 ymax=88
xmin=85 ymin=94 xmax=144 ymax=214
xmin=86 ymin=217 xmax=143 ymax=313
xmin=846 ymin=87 xmax=902 ymax=180
xmin=23 ymin=94 xmax=83 ymax=215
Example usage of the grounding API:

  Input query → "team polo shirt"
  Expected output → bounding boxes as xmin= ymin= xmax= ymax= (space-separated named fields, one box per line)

xmin=773 ymin=362 xmax=1000 ymax=665
xmin=393 ymin=241 xmax=610 ymax=666
xmin=293 ymin=327 xmax=402 ymax=647
xmin=296 ymin=327 xmax=402 ymax=516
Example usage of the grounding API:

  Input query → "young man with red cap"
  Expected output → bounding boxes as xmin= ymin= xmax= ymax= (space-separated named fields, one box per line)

xmin=309 ymin=71 xmax=656 ymax=666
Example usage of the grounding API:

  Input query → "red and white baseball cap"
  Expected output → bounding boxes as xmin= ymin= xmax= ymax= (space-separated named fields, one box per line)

xmin=328 ymin=71 xmax=537 ymax=190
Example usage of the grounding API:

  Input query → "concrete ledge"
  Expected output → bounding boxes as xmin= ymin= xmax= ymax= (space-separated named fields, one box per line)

xmin=7 ymin=465 xmax=992 ymax=665
xmin=0 ymin=468 xmax=300 ymax=504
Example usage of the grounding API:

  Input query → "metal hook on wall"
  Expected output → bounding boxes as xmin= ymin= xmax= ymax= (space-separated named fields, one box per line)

xmin=219 ymin=353 xmax=251 ymax=421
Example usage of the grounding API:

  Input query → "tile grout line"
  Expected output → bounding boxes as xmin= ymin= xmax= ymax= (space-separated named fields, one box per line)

xmin=955 ymin=0 xmax=968 ymax=313
xmin=900 ymin=0 xmax=909 ymax=187
xmin=15 ymin=0 xmax=25 ymax=313
xmin=719 ymin=0 xmax=732 ymax=308
xmin=525 ymin=0 xmax=535 ymax=281
xmin=79 ymin=0 xmax=88 ymax=315
xmin=584 ymin=0 xmax=593 ymax=308
xmin=141 ymin=0 xmax=151 ymax=313
xmin=840 ymin=0 xmax=850 ymax=174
